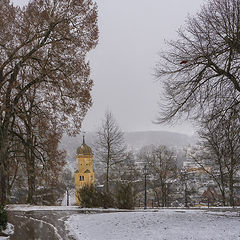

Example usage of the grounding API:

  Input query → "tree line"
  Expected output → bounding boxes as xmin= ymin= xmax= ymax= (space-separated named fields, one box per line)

xmin=77 ymin=111 xmax=139 ymax=209
xmin=153 ymin=0 xmax=240 ymax=206
xmin=78 ymin=110 xmax=240 ymax=209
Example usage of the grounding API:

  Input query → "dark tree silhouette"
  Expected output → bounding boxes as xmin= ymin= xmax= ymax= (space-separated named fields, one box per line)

xmin=155 ymin=0 xmax=240 ymax=123
xmin=192 ymin=108 xmax=240 ymax=206
xmin=0 ymin=0 xmax=98 ymax=205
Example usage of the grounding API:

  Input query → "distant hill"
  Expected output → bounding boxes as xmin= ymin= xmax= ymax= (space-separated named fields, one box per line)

xmin=60 ymin=131 xmax=197 ymax=164
xmin=124 ymin=131 xmax=197 ymax=150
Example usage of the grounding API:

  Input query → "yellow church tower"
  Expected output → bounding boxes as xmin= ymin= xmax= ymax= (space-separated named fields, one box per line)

xmin=74 ymin=136 xmax=95 ymax=204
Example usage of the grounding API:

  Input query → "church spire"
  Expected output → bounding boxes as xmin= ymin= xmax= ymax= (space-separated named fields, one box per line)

xmin=83 ymin=134 xmax=85 ymax=145
xmin=76 ymin=132 xmax=92 ymax=155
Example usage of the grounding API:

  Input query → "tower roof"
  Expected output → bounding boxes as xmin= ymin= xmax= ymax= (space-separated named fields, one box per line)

xmin=76 ymin=135 xmax=93 ymax=155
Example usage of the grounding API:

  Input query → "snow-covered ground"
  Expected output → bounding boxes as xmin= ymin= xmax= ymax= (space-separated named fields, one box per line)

xmin=6 ymin=204 xmax=131 ymax=213
xmin=6 ymin=204 xmax=79 ymax=211
xmin=65 ymin=209 xmax=240 ymax=240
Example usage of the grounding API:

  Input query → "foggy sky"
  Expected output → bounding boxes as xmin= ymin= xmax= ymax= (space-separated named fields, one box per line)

xmin=12 ymin=0 xmax=205 ymax=135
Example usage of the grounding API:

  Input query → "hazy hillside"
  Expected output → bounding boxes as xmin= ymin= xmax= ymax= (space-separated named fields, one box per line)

xmin=59 ymin=133 xmax=96 ymax=171
xmin=60 ymin=131 xmax=197 ymax=166
xmin=124 ymin=131 xmax=196 ymax=150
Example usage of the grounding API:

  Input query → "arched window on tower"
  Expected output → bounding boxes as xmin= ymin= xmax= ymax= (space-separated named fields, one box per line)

xmin=80 ymin=176 xmax=85 ymax=181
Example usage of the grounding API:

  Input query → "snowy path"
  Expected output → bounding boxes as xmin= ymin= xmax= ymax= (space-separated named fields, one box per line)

xmin=65 ymin=209 xmax=240 ymax=240
xmin=7 ymin=210 xmax=77 ymax=240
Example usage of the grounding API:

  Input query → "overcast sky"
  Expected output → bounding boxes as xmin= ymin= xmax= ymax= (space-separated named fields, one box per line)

xmin=13 ymin=0 xmax=206 ymax=135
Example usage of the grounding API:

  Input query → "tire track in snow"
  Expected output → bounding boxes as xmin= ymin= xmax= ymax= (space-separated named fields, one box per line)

xmin=15 ymin=214 xmax=63 ymax=240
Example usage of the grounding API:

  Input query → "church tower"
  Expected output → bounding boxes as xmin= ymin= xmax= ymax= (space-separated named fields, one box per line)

xmin=74 ymin=136 xmax=95 ymax=204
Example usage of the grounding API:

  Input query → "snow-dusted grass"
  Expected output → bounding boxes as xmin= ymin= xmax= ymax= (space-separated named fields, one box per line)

xmin=6 ymin=204 xmax=80 ymax=211
xmin=65 ymin=209 xmax=240 ymax=240
xmin=6 ymin=204 xmax=131 ymax=213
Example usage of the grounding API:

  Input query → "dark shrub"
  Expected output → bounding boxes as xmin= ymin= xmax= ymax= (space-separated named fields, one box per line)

xmin=115 ymin=183 xmax=135 ymax=209
xmin=76 ymin=185 xmax=115 ymax=208
xmin=76 ymin=184 xmax=99 ymax=208
xmin=97 ymin=191 xmax=115 ymax=209
xmin=0 ymin=205 xmax=7 ymax=232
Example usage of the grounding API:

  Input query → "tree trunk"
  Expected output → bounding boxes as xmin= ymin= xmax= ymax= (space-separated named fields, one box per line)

xmin=0 ymin=160 xmax=7 ymax=206
xmin=106 ymin=143 xmax=110 ymax=193
xmin=7 ymin=159 xmax=19 ymax=199
xmin=26 ymin=154 xmax=35 ymax=204
xmin=0 ymin=132 xmax=9 ymax=206
xmin=156 ymin=195 xmax=160 ymax=207
xmin=161 ymin=183 xmax=165 ymax=207
xmin=221 ymin=191 xmax=226 ymax=206
xmin=229 ymin=169 xmax=234 ymax=207
xmin=106 ymin=162 xmax=109 ymax=193
xmin=184 ymin=184 xmax=188 ymax=208
xmin=164 ymin=184 xmax=168 ymax=207
xmin=218 ymin=160 xmax=226 ymax=206
xmin=26 ymin=131 xmax=36 ymax=204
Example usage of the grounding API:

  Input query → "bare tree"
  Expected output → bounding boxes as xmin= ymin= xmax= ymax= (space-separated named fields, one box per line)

xmin=0 ymin=0 xmax=98 ymax=205
xmin=191 ymin=108 xmax=240 ymax=206
xmin=177 ymin=168 xmax=198 ymax=207
xmin=95 ymin=111 xmax=126 ymax=193
xmin=140 ymin=145 xmax=178 ymax=207
xmin=155 ymin=0 xmax=240 ymax=123
xmin=115 ymin=151 xmax=140 ymax=184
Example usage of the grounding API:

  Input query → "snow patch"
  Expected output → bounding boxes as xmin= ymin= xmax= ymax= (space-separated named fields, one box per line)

xmin=6 ymin=204 xmax=80 ymax=211
xmin=65 ymin=209 xmax=240 ymax=240
xmin=0 ymin=223 xmax=14 ymax=239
